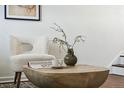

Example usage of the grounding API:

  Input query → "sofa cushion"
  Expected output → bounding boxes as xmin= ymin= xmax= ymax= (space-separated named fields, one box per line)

xmin=32 ymin=36 xmax=48 ymax=54
xmin=10 ymin=35 xmax=33 ymax=55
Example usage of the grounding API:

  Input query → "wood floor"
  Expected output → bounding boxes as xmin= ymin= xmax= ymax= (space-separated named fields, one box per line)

xmin=101 ymin=74 xmax=124 ymax=88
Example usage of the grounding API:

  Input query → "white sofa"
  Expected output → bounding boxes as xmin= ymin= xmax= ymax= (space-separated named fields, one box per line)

xmin=10 ymin=35 xmax=65 ymax=87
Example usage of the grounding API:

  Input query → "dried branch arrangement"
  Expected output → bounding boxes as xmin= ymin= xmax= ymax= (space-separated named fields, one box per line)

xmin=50 ymin=23 xmax=85 ymax=51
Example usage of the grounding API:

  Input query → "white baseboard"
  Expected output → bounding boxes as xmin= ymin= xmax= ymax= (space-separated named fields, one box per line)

xmin=0 ymin=74 xmax=28 ymax=83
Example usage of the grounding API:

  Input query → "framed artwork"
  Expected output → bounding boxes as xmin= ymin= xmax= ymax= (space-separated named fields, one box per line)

xmin=4 ymin=5 xmax=40 ymax=21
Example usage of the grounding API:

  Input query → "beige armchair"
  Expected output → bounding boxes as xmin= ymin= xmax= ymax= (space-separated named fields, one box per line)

xmin=10 ymin=35 xmax=65 ymax=88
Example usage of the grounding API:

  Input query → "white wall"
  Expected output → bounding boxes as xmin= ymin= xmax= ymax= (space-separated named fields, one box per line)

xmin=0 ymin=5 xmax=124 ymax=77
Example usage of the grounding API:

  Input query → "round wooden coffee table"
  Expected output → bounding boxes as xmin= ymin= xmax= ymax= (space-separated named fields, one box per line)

xmin=23 ymin=64 xmax=109 ymax=88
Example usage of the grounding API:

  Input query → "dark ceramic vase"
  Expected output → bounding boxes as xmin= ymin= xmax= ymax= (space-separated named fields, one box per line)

xmin=64 ymin=48 xmax=77 ymax=66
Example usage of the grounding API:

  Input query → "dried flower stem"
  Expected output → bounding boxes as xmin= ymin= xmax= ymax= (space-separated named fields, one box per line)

xmin=72 ymin=35 xmax=85 ymax=48
xmin=54 ymin=23 xmax=67 ymax=42
xmin=50 ymin=23 xmax=69 ymax=49
xmin=50 ymin=23 xmax=85 ymax=51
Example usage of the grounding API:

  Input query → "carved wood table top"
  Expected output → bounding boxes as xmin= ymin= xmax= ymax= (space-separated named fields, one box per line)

xmin=23 ymin=64 xmax=109 ymax=88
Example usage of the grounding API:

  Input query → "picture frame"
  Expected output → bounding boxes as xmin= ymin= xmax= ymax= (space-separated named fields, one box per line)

xmin=4 ymin=5 xmax=40 ymax=21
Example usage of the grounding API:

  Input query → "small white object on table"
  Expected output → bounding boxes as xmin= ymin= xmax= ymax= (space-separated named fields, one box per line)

xmin=28 ymin=59 xmax=64 ymax=69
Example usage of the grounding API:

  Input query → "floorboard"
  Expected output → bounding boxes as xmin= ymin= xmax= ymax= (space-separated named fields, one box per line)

xmin=101 ymin=74 xmax=124 ymax=88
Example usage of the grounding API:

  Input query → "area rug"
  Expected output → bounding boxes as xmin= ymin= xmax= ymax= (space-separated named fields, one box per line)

xmin=0 ymin=81 xmax=37 ymax=88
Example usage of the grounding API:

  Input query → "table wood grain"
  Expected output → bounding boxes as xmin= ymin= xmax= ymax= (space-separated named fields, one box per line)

xmin=23 ymin=64 xmax=109 ymax=88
